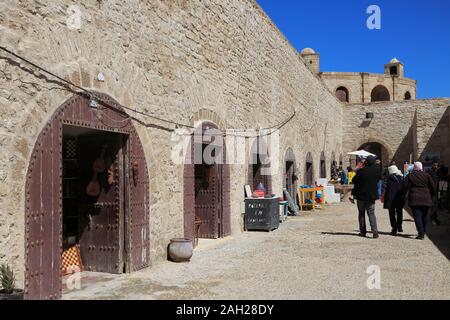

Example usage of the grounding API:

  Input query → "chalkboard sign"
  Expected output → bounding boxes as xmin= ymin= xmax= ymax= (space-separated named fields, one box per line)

xmin=244 ymin=198 xmax=279 ymax=231
xmin=283 ymin=188 xmax=300 ymax=216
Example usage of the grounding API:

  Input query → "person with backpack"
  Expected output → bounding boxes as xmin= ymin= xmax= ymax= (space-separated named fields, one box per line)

xmin=383 ymin=165 xmax=405 ymax=236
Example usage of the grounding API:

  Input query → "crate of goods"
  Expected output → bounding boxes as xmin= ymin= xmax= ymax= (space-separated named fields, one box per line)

xmin=245 ymin=197 xmax=280 ymax=231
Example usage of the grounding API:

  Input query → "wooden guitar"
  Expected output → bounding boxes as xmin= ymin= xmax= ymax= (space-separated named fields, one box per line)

xmin=86 ymin=144 xmax=107 ymax=197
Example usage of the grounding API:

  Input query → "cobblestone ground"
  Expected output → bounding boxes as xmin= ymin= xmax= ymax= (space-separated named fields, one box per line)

xmin=63 ymin=202 xmax=450 ymax=300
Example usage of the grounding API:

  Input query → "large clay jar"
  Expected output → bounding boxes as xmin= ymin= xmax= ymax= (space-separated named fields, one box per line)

xmin=168 ymin=238 xmax=193 ymax=262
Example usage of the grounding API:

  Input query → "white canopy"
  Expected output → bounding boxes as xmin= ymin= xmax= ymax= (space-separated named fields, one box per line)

xmin=347 ymin=150 xmax=377 ymax=158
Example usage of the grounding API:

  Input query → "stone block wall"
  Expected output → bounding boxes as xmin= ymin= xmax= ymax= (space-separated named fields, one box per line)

xmin=0 ymin=0 xmax=343 ymax=286
xmin=320 ymin=72 xmax=416 ymax=103
xmin=343 ymin=99 xmax=449 ymax=168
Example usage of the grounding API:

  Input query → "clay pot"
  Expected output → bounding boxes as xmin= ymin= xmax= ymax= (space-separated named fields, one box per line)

xmin=168 ymin=238 xmax=193 ymax=262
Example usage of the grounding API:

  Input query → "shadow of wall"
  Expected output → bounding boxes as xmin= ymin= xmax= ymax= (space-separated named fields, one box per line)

xmin=404 ymin=205 xmax=450 ymax=261
xmin=392 ymin=111 xmax=417 ymax=165
xmin=404 ymin=106 xmax=450 ymax=261
xmin=419 ymin=107 xmax=450 ymax=168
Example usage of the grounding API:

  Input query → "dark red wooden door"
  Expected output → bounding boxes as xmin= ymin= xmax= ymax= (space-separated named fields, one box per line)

xmin=25 ymin=115 xmax=62 ymax=300
xmin=78 ymin=135 xmax=123 ymax=274
xmin=195 ymin=159 xmax=219 ymax=239
xmin=128 ymin=129 xmax=150 ymax=271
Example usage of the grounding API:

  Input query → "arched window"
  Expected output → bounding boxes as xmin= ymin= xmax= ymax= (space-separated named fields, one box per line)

xmin=404 ymin=91 xmax=411 ymax=100
xmin=371 ymin=85 xmax=390 ymax=102
xmin=335 ymin=86 xmax=349 ymax=102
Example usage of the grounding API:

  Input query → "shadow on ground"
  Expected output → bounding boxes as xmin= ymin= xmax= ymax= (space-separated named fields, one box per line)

xmin=405 ymin=207 xmax=450 ymax=261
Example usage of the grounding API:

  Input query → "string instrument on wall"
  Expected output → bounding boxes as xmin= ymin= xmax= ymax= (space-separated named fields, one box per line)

xmin=86 ymin=144 xmax=107 ymax=197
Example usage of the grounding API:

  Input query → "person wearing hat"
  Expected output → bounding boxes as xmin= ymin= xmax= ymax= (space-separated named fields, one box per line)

xmin=351 ymin=155 xmax=381 ymax=238
xmin=383 ymin=165 xmax=405 ymax=236
xmin=405 ymin=162 xmax=436 ymax=240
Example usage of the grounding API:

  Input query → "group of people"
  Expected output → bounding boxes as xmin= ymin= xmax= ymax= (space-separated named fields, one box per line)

xmin=349 ymin=156 xmax=444 ymax=240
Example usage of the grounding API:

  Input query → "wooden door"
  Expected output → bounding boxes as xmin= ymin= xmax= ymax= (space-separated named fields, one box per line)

xmin=77 ymin=134 xmax=123 ymax=274
xmin=25 ymin=116 xmax=62 ymax=300
xmin=195 ymin=159 xmax=219 ymax=239
xmin=128 ymin=129 xmax=150 ymax=271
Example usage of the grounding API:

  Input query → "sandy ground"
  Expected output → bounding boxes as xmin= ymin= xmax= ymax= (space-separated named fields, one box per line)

xmin=63 ymin=202 xmax=450 ymax=300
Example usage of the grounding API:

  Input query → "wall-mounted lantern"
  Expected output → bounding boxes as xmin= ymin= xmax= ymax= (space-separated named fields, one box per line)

xmin=366 ymin=112 xmax=374 ymax=120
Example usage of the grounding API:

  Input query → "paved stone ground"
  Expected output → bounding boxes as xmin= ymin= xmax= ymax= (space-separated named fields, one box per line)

xmin=63 ymin=202 xmax=450 ymax=300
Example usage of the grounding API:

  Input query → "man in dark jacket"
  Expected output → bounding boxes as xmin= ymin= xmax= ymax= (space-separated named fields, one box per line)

xmin=426 ymin=162 xmax=440 ymax=225
xmin=351 ymin=155 xmax=381 ymax=238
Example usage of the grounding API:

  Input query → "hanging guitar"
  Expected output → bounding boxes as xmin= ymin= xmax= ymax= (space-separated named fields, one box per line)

xmin=86 ymin=144 xmax=108 ymax=197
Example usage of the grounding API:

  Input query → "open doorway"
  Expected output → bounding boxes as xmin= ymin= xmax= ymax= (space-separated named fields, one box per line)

xmin=358 ymin=142 xmax=389 ymax=168
xmin=320 ymin=151 xmax=326 ymax=178
xmin=305 ymin=152 xmax=314 ymax=185
xmin=62 ymin=125 xmax=127 ymax=274
xmin=248 ymin=137 xmax=272 ymax=194
xmin=284 ymin=148 xmax=297 ymax=201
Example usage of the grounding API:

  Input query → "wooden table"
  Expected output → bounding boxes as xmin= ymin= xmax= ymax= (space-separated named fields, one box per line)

xmin=298 ymin=187 xmax=324 ymax=211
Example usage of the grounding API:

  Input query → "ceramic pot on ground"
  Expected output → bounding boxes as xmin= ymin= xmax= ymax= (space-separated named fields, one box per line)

xmin=168 ymin=238 xmax=193 ymax=262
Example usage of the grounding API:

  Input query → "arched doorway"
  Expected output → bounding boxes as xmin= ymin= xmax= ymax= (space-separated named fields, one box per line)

xmin=358 ymin=142 xmax=390 ymax=167
xmin=335 ymin=86 xmax=349 ymax=102
xmin=248 ymin=137 xmax=272 ymax=194
xmin=320 ymin=151 xmax=326 ymax=178
xmin=371 ymin=85 xmax=390 ymax=102
xmin=284 ymin=148 xmax=297 ymax=201
xmin=183 ymin=122 xmax=231 ymax=242
xmin=25 ymin=93 xmax=150 ymax=299
xmin=305 ymin=152 xmax=314 ymax=185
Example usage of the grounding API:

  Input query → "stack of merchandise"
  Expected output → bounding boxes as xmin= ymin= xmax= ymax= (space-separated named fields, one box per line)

xmin=316 ymin=179 xmax=340 ymax=204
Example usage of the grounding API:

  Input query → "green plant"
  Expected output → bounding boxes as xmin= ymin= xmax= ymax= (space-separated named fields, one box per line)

xmin=0 ymin=264 xmax=15 ymax=294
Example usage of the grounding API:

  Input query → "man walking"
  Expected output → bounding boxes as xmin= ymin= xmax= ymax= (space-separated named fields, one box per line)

xmin=351 ymin=156 xmax=382 ymax=238
xmin=427 ymin=162 xmax=440 ymax=225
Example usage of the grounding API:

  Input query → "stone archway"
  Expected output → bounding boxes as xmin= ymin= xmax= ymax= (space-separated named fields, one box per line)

xmin=335 ymin=86 xmax=349 ymax=103
xmin=371 ymin=85 xmax=391 ymax=102
xmin=358 ymin=142 xmax=391 ymax=168
xmin=24 ymin=93 xmax=150 ymax=299
xmin=183 ymin=121 xmax=231 ymax=242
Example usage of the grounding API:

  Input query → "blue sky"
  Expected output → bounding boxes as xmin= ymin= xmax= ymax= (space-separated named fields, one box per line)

xmin=256 ymin=0 xmax=450 ymax=98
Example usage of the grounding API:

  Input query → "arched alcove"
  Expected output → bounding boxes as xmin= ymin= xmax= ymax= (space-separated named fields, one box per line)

xmin=25 ymin=93 xmax=150 ymax=299
xmin=371 ymin=85 xmax=391 ymax=102
xmin=183 ymin=121 xmax=231 ymax=242
xmin=305 ymin=152 xmax=314 ymax=185
xmin=335 ymin=86 xmax=349 ymax=103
